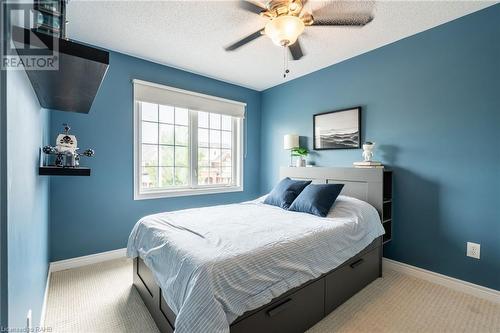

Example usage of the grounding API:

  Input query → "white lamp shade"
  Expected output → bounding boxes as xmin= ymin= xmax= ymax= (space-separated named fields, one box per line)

xmin=265 ymin=15 xmax=305 ymax=47
xmin=284 ymin=134 xmax=299 ymax=150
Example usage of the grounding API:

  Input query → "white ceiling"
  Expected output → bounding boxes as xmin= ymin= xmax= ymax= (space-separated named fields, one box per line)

xmin=67 ymin=1 xmax=496 ymax=91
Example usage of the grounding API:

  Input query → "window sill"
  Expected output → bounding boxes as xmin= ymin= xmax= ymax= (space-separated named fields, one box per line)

xmin=134 ymin=186 xmax=243 ymax=200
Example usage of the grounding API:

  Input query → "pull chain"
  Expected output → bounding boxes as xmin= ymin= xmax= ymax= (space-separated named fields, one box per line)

xmin=283 ymin=46 xmax=290 ymax=78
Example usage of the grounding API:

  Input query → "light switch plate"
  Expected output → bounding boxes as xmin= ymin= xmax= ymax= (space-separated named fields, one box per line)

xmin=26 ymin=309 xmax=32 ymax=332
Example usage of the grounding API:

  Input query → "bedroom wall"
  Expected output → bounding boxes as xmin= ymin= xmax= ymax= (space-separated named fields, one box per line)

xmin=5 ymin=58 xmax=51 ymax=327
xmin=260 ymin=5 xmax=500 ymax=290
xmin=3 ymin=2 xmax=51 ymax=329
xmin=49 ymin=51 xmax=262 ymax=261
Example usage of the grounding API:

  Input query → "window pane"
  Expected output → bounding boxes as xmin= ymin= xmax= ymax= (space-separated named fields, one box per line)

xmin=159 ymin=124 xmax=174 ymax=145
xmin=136 ymin=85 xmax=243 ymax=196
xmin=142 ymin=144 xmax=158 ymax=166
xmin=198 ymin=111 xmax=208 ymax=128
xmin=210 ymin=148 xmax=221 ymax=168
xmin=221 ymin=167 xmax=232 ymax=184
xmin=221 ymin=115 xmax=231 ymax=131
xmin=159 ymin=146 xmax=174 ymax=166
xmin=221 ymin=131 xmax=231 ymax=149
xmin=175 ymin=167 xmax=189 ymax=186
xmin=210 ymin=130 xmax=221 ymax=148
xmin=175 ymin=146 xmax=189 ymax=167
xmin=175 ymin=108 xmax=189 ymax=126
xmin=198 ymin=128 xmax=209 ymax=147
xmin=141 ymin=166 xmax=158 ymax=189
xmin=159 ymin=167 xmax=174 ymax=187
xmin=221 ymin=149 xmax=231 ymax=167
xmin=175 ymin=126 xmax=189 ymax=146
xmin=159 ymin=105 xmax=174 ymax=124
xmin=198 ymin=148 xmax=209 ymax=166
xmin=210 ymin=168 xmax=221 ymax=184
xmin=198 ymin=167 xmax=210 ymax=185
xmin=142 ymin=122 xmax=158 ymax=144
xmin=141 ymin=102 xmax=157 ymax=122
xmin=210 ymin=113 xmax=221 ymax=129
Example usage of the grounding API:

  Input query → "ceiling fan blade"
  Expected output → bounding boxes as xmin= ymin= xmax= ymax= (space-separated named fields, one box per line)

xmin=312 ymin=15 xmax=374 ymax=27
xmin=225 ymin=29 xmax=264 ymax=51
xmin=238 ymin=0 xmax=266 ymax=14
xmin=289 ymin=39 xmax=304 ymax=60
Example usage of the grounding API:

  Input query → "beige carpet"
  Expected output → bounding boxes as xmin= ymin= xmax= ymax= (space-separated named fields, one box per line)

xmin=45 ymin=258 xmax=500 ymax=333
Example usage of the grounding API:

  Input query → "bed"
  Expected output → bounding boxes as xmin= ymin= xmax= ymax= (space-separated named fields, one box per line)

xmin=127 ymin=167 xmax=390 ymax=333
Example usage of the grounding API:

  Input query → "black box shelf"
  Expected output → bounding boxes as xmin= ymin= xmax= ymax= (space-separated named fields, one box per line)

xmin=39 ymin=166 xmax=90 ymax=176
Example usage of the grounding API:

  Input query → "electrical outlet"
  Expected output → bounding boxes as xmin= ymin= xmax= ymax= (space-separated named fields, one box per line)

xmin=467 ymin=242 xmax=480 ymax=259
xmin=26 ymin=309 xmax=32 ymax=332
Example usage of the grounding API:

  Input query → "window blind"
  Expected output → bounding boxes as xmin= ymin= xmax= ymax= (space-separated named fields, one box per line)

xmin=133 ymin=79 xmax=246 ymax=118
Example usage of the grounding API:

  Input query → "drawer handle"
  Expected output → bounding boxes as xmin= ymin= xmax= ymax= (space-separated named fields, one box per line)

xmin=350 ymin=258 xmax=364 ymax=269
xmin=267 ymin=298 xmax=293 ymax=317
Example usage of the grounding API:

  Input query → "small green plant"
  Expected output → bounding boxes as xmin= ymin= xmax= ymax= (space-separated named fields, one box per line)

xmin=291 ymin=147 xmax=309 ymax=157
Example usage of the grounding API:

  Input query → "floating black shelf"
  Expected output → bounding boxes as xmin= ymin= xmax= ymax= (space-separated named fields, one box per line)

xmin=11 ymin=25 xmax=109 ymax=114
xmin=39 ymin=166 xmax=91 ymax=176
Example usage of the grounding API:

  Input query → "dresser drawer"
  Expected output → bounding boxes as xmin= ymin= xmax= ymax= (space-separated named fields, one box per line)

xmin=325 ymin=247 xmax=380 ymax=314
xmin=231 ymin=278 xmax=324 ymax=333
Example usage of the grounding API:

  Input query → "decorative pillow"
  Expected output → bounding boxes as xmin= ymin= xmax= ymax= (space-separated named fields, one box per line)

xmin=288 ymin=183 xmax=344 ymax=217
xmin=263 ymin=177 xmax=312 ymax=209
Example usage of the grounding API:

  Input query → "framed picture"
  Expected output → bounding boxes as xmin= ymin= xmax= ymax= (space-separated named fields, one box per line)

xmin=313 ymin=107 xmax=361 ymax=150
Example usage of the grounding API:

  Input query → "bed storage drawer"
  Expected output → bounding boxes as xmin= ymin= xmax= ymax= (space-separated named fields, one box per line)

xmin=160 ymin=291 xmax=176 ymax=330
xmin=134 ymin=258 xmax=175 ymax=333
xmin=231 ymin=279 xmax=324 ymax=333
xmin=325 ymin=247 xmax=380 ymax=314
xmin=136 ymin=258 xmax=157 ymax=299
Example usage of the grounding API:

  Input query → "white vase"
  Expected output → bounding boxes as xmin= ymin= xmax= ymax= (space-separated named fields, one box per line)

xmin=296 ymin=157 xmax=306 ymax=167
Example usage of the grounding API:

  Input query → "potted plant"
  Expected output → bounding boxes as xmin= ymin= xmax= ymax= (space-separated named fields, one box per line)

xmin=291 ymin=147 xmax=309 ymax=167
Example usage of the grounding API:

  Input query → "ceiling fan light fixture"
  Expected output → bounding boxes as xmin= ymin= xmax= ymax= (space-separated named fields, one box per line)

xmin=265 ymin=15 xmax=305 ymax=47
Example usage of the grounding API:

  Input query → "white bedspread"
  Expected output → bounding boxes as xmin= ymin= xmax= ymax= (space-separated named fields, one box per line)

xmin=126 ymin=195 xmax=384 ymax=333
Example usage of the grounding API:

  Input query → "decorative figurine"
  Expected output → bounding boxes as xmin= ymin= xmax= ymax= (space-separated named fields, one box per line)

xmin=353 ymin=141 xmax=383 ymax=168
xmin=42 ymin=123 xmax=94 ymax=167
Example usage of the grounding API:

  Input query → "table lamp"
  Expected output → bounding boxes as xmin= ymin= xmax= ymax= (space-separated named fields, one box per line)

xmin=283 ymin=134 xmax=299 ymax=167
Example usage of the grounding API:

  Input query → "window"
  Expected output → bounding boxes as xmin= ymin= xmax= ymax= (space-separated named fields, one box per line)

xmin=134 ymin=80 xmax=245 ymax=199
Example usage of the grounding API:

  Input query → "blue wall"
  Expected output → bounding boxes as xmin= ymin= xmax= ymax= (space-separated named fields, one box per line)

xmin=49 ymin=51 xmax=261 ymax=261
xmin=6 ymin=66 xmax=50 ymax=327
xmin=0 ymin=38 xmax=7 ymax=329
xmin=260 ymin=5 xmax=500 ymax=290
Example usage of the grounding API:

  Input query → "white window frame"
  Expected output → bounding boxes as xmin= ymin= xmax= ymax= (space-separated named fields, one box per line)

xmin=133 ymin=80 xmax=245 ymax=200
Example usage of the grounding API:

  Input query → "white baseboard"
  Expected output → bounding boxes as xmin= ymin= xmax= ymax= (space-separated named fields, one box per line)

xmin=383 ymin=258 xmax=500 ymax=304
xmin=39 ymin=268 xmax=50 ymax=327
xmin=49 ymin=248 xmax=127 ymax=273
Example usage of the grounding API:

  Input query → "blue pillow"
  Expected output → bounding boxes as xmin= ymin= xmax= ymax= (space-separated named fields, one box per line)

xmin=264 ymin=177 xmax=312 ymax=209
xmin=288 ymin=183 xmax=344 ymax=217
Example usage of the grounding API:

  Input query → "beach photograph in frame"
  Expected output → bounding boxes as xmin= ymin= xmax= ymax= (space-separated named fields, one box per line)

xmin=313 ymin=107 xmax=361 ymax=150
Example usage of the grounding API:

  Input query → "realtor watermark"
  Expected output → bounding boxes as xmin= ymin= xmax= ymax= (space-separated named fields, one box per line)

xmin=0 ymin=327 xmax=53 ymax=332
xmin=2 ymin=54 xmax=58 ymax=70
xmin=1 ymin=1 xmax=59 ymax=70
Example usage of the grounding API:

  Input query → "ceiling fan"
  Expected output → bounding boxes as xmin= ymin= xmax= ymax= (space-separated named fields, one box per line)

xmin=225 ymin=0 xmax=374 ymax=61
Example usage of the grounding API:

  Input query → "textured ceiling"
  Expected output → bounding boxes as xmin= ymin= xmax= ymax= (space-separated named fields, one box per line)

xmin=66 ymin=1 xmax=496 ymax=91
